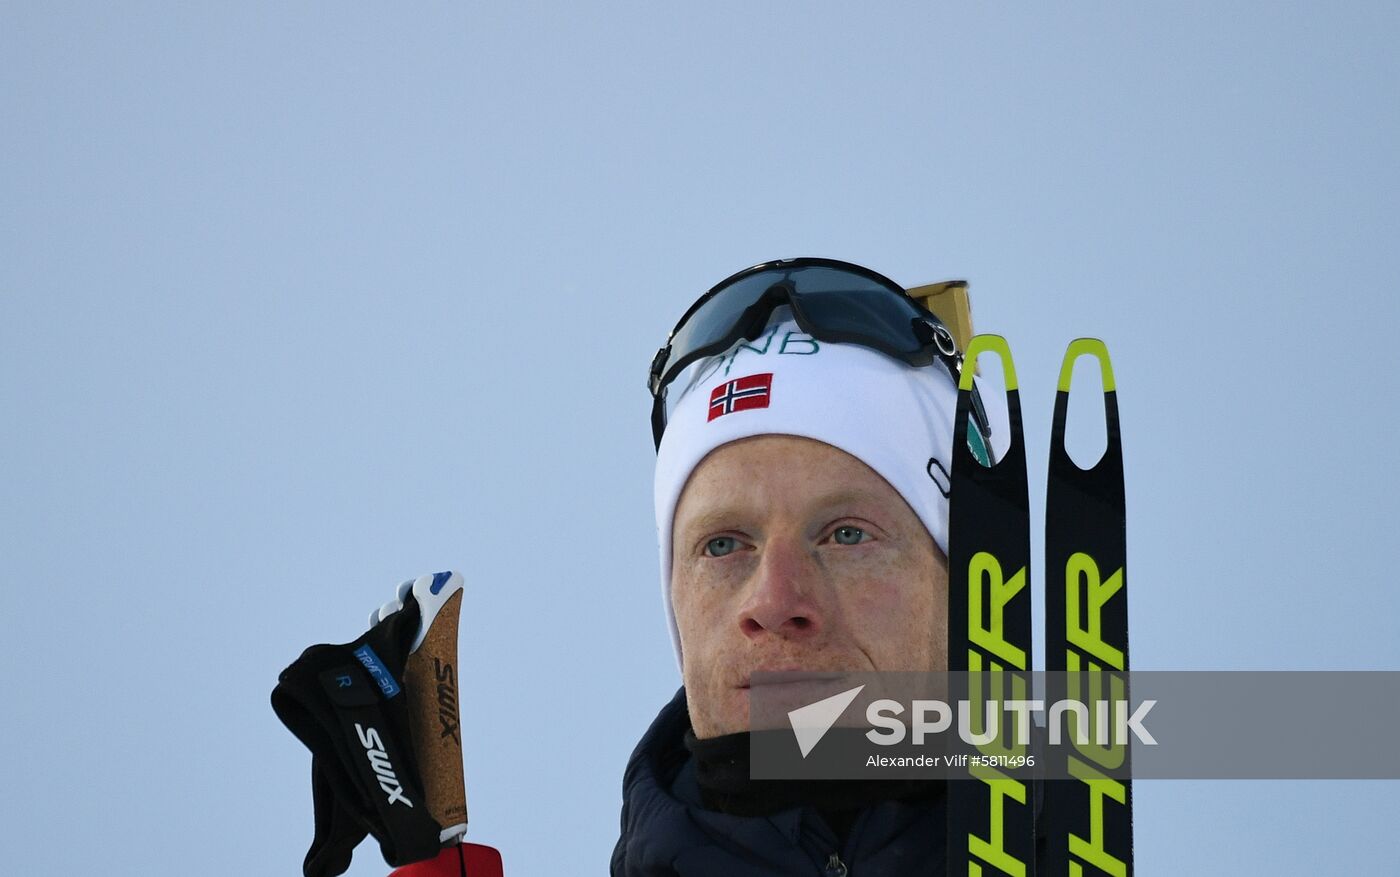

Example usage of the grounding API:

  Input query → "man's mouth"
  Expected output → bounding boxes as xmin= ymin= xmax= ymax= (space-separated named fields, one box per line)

xmin=740 ymin=670 xmax=849 ymax=690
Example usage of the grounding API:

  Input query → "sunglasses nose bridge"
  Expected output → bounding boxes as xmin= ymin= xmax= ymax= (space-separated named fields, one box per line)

xmin=763 ymin=278 xmax=801 ymax=312
xmin=730 ymin=279 xmax=796 ymax=341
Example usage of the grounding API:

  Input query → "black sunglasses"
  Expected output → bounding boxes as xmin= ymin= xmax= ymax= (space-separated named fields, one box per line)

xmin=648 ymin=257 xmax=989 ymax=450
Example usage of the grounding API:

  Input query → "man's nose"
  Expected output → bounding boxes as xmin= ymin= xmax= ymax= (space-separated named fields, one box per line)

xmin=738 ymin=536 xmax=824 ymax=641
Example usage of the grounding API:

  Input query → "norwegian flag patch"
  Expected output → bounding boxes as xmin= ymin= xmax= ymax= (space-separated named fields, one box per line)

xmin=708 ymin=373 xmax=773 ymax=422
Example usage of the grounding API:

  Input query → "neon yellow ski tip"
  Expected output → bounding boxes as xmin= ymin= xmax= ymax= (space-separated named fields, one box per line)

xmin=962 ymin=334 xmax=1017 ymax=392
xmin=1057 ymin=338 xmax=1115 ymax=393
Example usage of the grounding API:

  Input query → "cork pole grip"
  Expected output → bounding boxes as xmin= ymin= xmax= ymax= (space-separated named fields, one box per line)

xmin=404 ymin=589 xmax=469 ymax=842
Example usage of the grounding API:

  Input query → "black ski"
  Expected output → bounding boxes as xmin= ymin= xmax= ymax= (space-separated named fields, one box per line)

xmin=947 ymin=334 xmax=1037 ymax=876
xmin=1042 ymin=339 xmax=1134 ymax=876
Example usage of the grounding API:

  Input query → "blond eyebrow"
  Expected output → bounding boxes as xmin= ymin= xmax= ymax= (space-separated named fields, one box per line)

xmin=673 ymin=507 xmax=748 ymax=544
xmin=672 ymin=488 xmax=890 ymax=542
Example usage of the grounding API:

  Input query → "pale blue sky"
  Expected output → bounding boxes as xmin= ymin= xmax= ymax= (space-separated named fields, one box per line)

xmin=4 ymin=3 xmax=1398 ymax=874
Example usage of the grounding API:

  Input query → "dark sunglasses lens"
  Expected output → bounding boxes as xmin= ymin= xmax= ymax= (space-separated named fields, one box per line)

xmin=665 ymin=271 xmax=778 ymax=378
xmin=784 ymin=266 xmax=924 ymax=356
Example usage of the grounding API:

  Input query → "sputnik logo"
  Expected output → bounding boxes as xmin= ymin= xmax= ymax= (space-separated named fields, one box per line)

xmin=788 ymin=685 xmax=865 ymax=758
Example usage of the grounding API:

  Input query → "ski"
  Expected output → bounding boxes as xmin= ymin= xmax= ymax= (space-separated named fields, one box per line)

xmin=1042 ymin=339 xmax=1134 ymax=876
xmin=947 ymin=334 xmax=1037 ymax=876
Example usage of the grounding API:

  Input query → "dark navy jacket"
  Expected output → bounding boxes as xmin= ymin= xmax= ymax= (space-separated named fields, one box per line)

xmin=611 ymin=688 xmax=946 ymax=876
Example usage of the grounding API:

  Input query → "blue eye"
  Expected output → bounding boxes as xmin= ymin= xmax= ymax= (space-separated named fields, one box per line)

xmin=832 ymin=526 xmax=868 ymax=546
xmin=705 ymin=536 xmax=739 ymax=557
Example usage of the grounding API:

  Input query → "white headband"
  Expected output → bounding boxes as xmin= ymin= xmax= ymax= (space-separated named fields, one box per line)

xmin=653 ymin=318 xmax=963 ymax=672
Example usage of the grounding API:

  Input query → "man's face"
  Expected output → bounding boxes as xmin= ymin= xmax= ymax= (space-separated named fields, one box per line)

xmin=670 ymin=434 xmax=948 ymax=739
